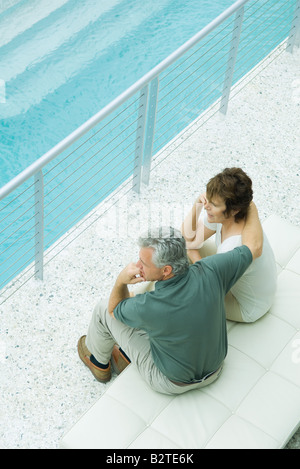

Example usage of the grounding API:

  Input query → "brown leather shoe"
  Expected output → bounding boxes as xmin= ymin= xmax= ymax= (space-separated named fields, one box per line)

xmin=111 ymin=344 xmax=131 ymax=375
xmin=77 ymin=335 xmax=111 ymax=383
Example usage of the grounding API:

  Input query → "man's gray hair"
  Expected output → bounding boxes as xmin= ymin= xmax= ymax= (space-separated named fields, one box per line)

xmin=137 ymin=226 xmax=189 ymax=276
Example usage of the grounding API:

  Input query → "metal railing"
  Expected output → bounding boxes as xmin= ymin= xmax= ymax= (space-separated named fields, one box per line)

xmin=0 ymin=0 xmax=299 ymax=303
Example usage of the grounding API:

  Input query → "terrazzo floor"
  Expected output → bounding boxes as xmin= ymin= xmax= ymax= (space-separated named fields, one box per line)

xmin=0 ymin=43 xmax=299 ymax=449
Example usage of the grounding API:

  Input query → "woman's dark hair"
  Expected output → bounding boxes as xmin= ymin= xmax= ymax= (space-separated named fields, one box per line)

xmin=206 ymin=167 xmax=253 ymax=221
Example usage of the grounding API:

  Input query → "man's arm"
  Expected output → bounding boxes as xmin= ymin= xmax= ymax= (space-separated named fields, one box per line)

xmin=108 ymin=263 xmax=144 ymax=318
xmin=242 ymin=202 xmax=263 ymax=260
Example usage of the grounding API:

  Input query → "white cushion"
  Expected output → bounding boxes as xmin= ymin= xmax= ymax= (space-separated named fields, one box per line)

xmin=60 ymin=215 xmax=300 ymax=449
xmin=236 ymin=373 xmax=300 ymax=445
xmin=205 ymin=416 xmax=279 ymax=449
xmin=228 ymin=314 xmax=296 ymax=369
xmin=269 ymin=270 xmax=300 ymax=329
xmin=262 ymin=214 xmax=300 ymax=269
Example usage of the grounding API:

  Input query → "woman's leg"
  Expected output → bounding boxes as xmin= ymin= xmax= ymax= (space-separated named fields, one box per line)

xmin=225 ymin=291 xmax=245 ymax=322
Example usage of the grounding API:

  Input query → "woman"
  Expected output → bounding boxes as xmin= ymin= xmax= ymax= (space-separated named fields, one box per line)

xmin=182 ymin=167 xmax=277 ymax=323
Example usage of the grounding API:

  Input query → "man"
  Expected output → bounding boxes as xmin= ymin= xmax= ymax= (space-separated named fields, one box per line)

xmin=78 ymin=203 xmax=262 ymax=395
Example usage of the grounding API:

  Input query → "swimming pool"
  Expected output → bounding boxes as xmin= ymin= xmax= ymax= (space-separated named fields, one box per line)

xmin=0 ymin=0 xmax=235 ymax=185
xmin=0 ymin=0 xmax=297 ymax=292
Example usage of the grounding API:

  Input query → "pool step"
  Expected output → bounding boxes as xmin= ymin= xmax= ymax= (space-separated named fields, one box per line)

xmin=0 ymin=0 xmax=170 ymax=118
xmin=0 ymin=0 xmax=123 ymax=80
xmin=0 ymin=0 xmax=21 ymax=16
xmin=0 ymin=0 xmax=69 ymax=48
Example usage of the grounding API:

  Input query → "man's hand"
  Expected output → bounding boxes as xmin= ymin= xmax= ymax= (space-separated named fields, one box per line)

xmin=108 ymin=263 xmax=145 ymax=318
xmin=116 ymin=263 xmax=146 ymax=286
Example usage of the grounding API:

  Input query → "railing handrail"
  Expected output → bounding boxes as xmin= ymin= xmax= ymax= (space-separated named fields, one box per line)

xmin=0 ymin=0 xmax=249 ymax=201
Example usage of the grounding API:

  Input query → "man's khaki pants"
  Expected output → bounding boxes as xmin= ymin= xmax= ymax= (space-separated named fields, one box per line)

xmin=86 ymin=283 xmax=223 ymax=395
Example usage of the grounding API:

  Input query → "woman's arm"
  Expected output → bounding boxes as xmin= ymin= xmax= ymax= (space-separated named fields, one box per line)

xmin=241 ymin=202 xmax=263 ymax=260
xmin=181 ymin=195 xmax=203 ymax=242
xmin=181 ymin=193 xmax=215 ymax=249
xmin=187 ymin=249 xmax=202 ymax=263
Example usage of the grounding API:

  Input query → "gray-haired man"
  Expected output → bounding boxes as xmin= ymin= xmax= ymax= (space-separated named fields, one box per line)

xmin=78 ymin=204 xmax=262 ymax=395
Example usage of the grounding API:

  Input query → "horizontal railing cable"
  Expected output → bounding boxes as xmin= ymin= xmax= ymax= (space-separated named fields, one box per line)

xmin=230 ymin=38 xmax=288 ymax=101
xmin=43 ymin=174 xmax=137 ymax=262
xmin=0 ymin=246 xmax=36 ymax=288
xmin=242 ymin=0 xmax=291 ymax=41
xmin=161 ymin=10 xmax=237 ymax=78
xmin=0 ymin=0 xmax=251 ymax=200
xmin=240 ymin=3 xmax=288 ymax=46
xmin=151 ymin=35 xmax=289 ymax=174
xmin=158 ymin=38 xmax=234 ymax=110
xmin=154 ymin=84 xmax=226 ymax=155
xmin=43 ymin=150 xmax=137 ymax=237
xmin=43 ymin=181 xmax=135 ymax=268
xmin=150 ymin=98 xmax=224 ymax=171
xmin=160 ymin=22 xmax=236 ymax=92
xmin=242 ymin=1 xmax=293 ymax=45
xmin=157 ymin=52 xmax=230 ymax=125
xmin=0 ymin=200 xmax=36 ymax=238
xmin=0 ymin=222 xmax=37 ymax=261
xmin=234 ymin=19 xmax=293 ymax=81
xmin=159 ymin=81 xmax=225 ymax=138
xmin=43 ymin=95 xmax=142 ymax=182
xmin=0 ymin=0 xmax=298 ymax=304
xmin=0 ymin=179 xmax=35 ymax=215
xmin=44 ymin=119 xmax=140 ymax=204
xmin=43 ymin=156 xmax=139 ymax=238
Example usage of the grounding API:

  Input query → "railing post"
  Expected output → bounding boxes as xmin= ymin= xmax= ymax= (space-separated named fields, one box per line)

xmin=220 ymin=7 xmax=244 ymax=115
xmin=142 ymin=77 xmax=159 ymax=186
xmin=133 ymin=86 xmax=149 ymax=193
xmin=34 ymin=170 xmax=44 ymax=280
xmin=286 ymin=0 xmax=300 ymax=53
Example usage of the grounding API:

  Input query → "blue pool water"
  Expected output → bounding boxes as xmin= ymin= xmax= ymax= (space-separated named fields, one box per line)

xmin=0 ymin=0 xmax=234 ymax=185
xmin=0 ymin=0 xmax=296 ymax=291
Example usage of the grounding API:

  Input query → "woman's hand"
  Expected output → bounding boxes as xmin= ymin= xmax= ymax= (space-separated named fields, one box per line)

xmin=197 ymin=192 xmax=207 ymax=205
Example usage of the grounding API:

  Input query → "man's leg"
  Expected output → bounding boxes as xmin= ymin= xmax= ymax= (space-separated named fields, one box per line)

xmin=84 ymin=298 xmax=224 ymax=395
xmin=83 ymin=298 xmax=189 ymax=394
xmin=85 ymin=298 xmax=156 ymax=383
xmin=85 ymin=299 xmax=116 ymax=365
xmin=85 ymin=280 xmax=156 ymax=364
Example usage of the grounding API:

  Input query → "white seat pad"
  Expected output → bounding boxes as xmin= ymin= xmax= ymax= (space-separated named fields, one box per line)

xmin=60 ymin=215 xmax=300 ymax=449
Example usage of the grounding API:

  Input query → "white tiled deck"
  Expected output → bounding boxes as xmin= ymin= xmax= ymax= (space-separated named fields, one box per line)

xmin=0 ymin=43 xmax=299 ymax=449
